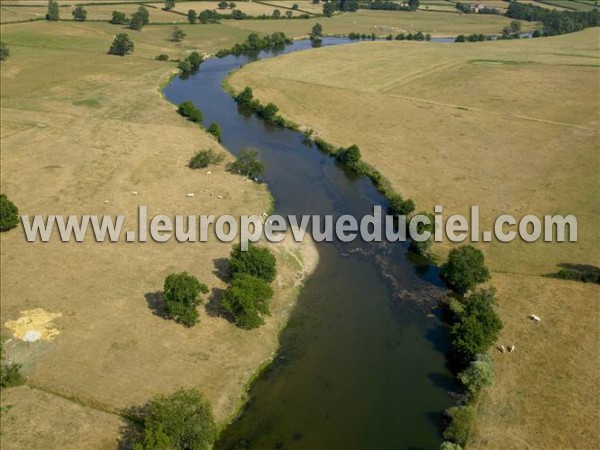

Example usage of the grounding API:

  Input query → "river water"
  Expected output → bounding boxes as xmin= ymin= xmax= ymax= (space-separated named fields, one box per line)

xmin=164 ymin=38 xmax=456 ymax=450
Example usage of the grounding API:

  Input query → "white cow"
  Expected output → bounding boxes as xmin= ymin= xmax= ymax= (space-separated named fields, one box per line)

xmin=498 ymin=345 xmax=506 ymax=353
xmin=508 ymin=345 xmax=515 ymax=353
xmin=186 ymin=193 xmax=195 ymax=198
xmin=206 ymin=171 xmax=212 ymax=176
xmin=529 ymin=314 xmax=541 ymax=322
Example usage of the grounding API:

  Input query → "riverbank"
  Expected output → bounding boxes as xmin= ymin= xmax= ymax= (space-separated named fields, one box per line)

xmin=0 ymin=19 xmax=318 ymax=449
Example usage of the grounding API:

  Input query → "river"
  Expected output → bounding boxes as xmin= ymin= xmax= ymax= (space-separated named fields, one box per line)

xmin=163 ymin=37 xmax=456 ymax=450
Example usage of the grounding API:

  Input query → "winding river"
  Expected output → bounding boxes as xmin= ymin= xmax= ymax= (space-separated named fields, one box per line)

xmin=164 ymin=38 xmax=456 ymax=449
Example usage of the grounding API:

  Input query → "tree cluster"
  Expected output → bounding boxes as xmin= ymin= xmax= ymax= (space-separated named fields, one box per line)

xmin=506 ymin=2 xmax=599 ymax=36
xmin=227 ymin=149 xmax=265 ymax=179
xmin=129 ymin=6 xmax=150 ymax=31
xmin=178 ymin=49 xmax=202 ymax=72
xmin=221 ymin=244 xmax=277 ymax=329
xmin=108 ymin=33 xmax=134 ymax=56
xmin=233 ymin=85 xmax=290 ymax=127
xmin=189 ymin=149 xmax=224 ymax=169
xmin=177 ymin=101 xmax=203 ymax=124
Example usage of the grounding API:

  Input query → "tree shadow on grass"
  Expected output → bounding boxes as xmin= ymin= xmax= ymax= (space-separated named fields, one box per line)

xmin=557 ymin=263 xmax=600 ymax=275
xmin=204 ymin=287 xmax=229 ymax=319
xmin=117 ymin=405 xmax=146 ymax=450
xmin=213 ymin=257 xmax=230 ymax=283
xmin=144 ymin=291 xmax=168 ymax=319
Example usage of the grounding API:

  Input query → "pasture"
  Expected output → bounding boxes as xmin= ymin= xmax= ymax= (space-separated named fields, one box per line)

xmin=228 ymin=29 xmax=600 ymax=448
xmin=0 ymin=18 xmax=316 ymax=449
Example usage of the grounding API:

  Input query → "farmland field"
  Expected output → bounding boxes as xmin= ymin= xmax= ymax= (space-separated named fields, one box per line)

xmin=228 ymin=29 xmax=600 ymax=448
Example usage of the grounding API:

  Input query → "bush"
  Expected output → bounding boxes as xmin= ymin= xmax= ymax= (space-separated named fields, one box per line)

xmin=221 ymin=273 xmax=274 ymax=329
xmin=170 ymin=26 xmax=186 ymax=43
xmin=440 ymin=442 xmax=463 ymax=450
xmin=227 ymin=149 xmax=265 ymax=179
xmin=177 ymin=101 xmax=203 ymax=124
xmin=129 ymin=6 xmax=149 ymax=30
xmin=441 ymin=245 xmax=490 ymax=295
xmin=108 ymin=34 xmax=134 ymax=56
xmin=133 ymin=388 xmax=217 ymax=450
xmin=336 ymin=144 xmax=361 ymax=167
xmin=443 ymin=405 xmax=475 ymax=446
xmin=455 ymin=34 xmax=466 ymax=43
xmin=155 ymin=54 xmax=169 ymax=61
xmin=187 ymin=9 xmax=198 ymax=24
xmin=0 ymin=341 xmax=23 ymax=388
xmin=163 ymin=272 xmax=208 ymax=327
xmin=548 ymin=268 xmax=600 ymax=285
xmin=259 ymin=103 xmax=279 ymax=121
xmin=229 ymin=243 xmax=277 ymax=282
xmin=206 ymin=123 xmax=222 ymax=142
xmin=409 ymin=211 xmax=434 ymax=254
xmin=458 ymin=354 xmax=495 ymax=395
xmin=110 ymin=11 xmax=128 ymax=25
xmin=0 ymin=194 xmax=19 ymax=232
xmin=189 ymin=149 xmax=224 ymax=169
xmin=450 ymin=289 xmax=502 ymax=368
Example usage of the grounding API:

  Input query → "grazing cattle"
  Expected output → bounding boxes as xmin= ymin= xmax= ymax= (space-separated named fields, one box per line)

xmin=131 ymin=191 xmax=138 ymax=196
xmin=508 ymin=345 xmax=515 ymax=353
xmin=206 ymin=171 xmax=212 ymax=176
xmin=186 ymin=193 xmax=195 ymax=198
xmin=262 ymin=212 xmax=268 ymax=217
xmin=529 ymin=314 xmax=541 ymax=322
xmin=498 ymin=345 xmax=506 ymax=353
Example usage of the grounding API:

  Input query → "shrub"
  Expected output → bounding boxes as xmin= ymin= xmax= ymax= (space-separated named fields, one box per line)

xmin=336 ymin=144 xmax=361 ymax=166
xmin=548 ymin=268 xmax=600 ymax=285
xmin=170 ymin=26 xmax=186 ymax=43
xmin=155 ymin=54 xmax=169 ymax=61
xmin=72 ymin=5 xmax=87 ymax=21
xmin=218 ymin=0 xmax=228 ymax=8
xmin=110 ymin=11 xmax=128 ymax=25
xmin=227 ymin=149 xmax=265 ymax=179
xmin=108 ymin=34 xmax=134 ymax=56
xmin=133 ymin=388 xmax=217 ymax=450
xmin=455 ymin=34 xmax=466 ymax=43
xmin=259 ymin=103 xmax=279 ymax=121
xmin=409 ymin=211 xmax=434 ymax=254
xmin=206 ymin=123 xmax=222 ymax=142
xmin=221 ymin=273 xmax=274 ymax=329
xmin=0 ymin=42 xmax=9 ymax=62
xmin=0 ymin=194 xmax=19 ymax=232
xmin=440 ymin=440 xmax=463 ymax=450
xmin=235 ymin=86 xmax=254 ymax=107
xmin=386 ymin=193 xmax=415 ymax=216
xmin=441 ymin=245 xmax=490 ymax=295
xmin=187 ymin=9 xmax=198 ymax=24
xmin=458 ymin=354 xmax=495 ymax=395
xmin=272 ymin=9 xmax=281 ymax=18
xmin=443 ymin=405 xmax=475 ymax=446
xmin=164 ymin=0 xmax=175 ymax=11
xmin=46 ymin=0 xmax=59 ymax=21
xmin=229 ymin=244 xmax=277 ymax=282
xmin=177 ymin=101 xmax=203 ymax=124
xmin=163 ymin=272 xmax=208 ymax=327
xmin=189 ymin=149 xmax=224 ymax=169
xmin=0 ymin=341 xmax=23 ymax=388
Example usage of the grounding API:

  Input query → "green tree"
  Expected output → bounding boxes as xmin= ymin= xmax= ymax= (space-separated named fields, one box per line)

xmin=408 ymin=0 xmax=420 ymax=11
xmin=46 ymin=0 xmax=59 ymax=21
xmin=229 ymin=2 xmax=236 ymax=8
xmin=440 ymin=442 xmax=463 ymax=450
xmin=336 ymin=144 xmax=361 ymax=166
xmin=323 ymin=2 xmax=336 ymax=16
xmin=133 ymin=388 xmax=217 ymax=450
xmin=130 ymin=6 xmax=149 ymax=30
xmin=0 ymin=194 xmax=19 ymax=232
xmin=235 ymin=86 xmax=254 ymax=106
xmin=177 ymin=101 xmax=203 ymax=123
xmin=272 ymin=9 xmax=281 ymax=18
xmin=311 ymin=22 xmax=323 ymax=38
xmin=189 ymin=149 xmax=224 ymax=169
xmin=510 ymin=19 xmax=522 ymax=34
xmin=285 ymin=10 xmax=293 ymax=18
xmin=443 ymin=405 xmax=475 ymax=446
xmin=458 ymin=354 xmax=495 ymax=395
xmin=450 ymin=289 xmax=503 ymax=367
xmin=229 ymin=243 xmax=277 ymax=282
xmin=163 ymin=272 xmax=208 ymax=327
xmin=292 ymin=3 xmax=299 ymax=9
xmin=187 ymin=9 xmax=198 ymax=24
xmin=206 ymin=123 xmax=222 ymax=142
xmin=231 ymin=9 xmax=246 ymax=19
xmin=110 ymin=11 xmax=128 ymax=24
xmin=218 ymin=0 xmax=228 ymax=9
xmin=409 ymin=211 xmax=434 ymax=254
xmin=441 ymin=245 xmax=490 ymax=295
xmin=227 ymin=149 xmax=265 ymax=179
xmin=260 ymin=103 xmax=279 ymax=121
xmin=170 ymin=26 xmax=186 ymax=42
xmin=164 ymin=0 xmax=175 ymax=11
xmin=72 ymin=5 xmax=87 ymax=21
xmin=0 ymin=42 xmax=9 ymax=62
xmin=222 ymin=273 xmax=274 ymax=329
xmin=108 ymin=33 xmax=134 ymax=56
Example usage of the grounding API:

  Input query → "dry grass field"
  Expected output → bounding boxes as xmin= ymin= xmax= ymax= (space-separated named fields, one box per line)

xmin=225 ymin=9 xmax=537 ymax=37
xmin=0 ymin=19 xmax=317 ymax=449
xmin=228 ymin=30 xmax=600 ymax=448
